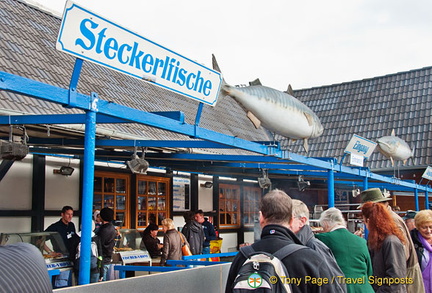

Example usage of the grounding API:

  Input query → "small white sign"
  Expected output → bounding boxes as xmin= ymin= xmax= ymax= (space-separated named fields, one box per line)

xmin=344 ymin=134 xmax=377 ymax=159
xmin=350 ymin=153 xmax=364 ymax=167
xmin=422 ymin=166 xmax=432 ymax=181
xmin=119 ymin=250 xmax=151 ymax=264
xmin=57 ymin=1 xmax=222 ymax=106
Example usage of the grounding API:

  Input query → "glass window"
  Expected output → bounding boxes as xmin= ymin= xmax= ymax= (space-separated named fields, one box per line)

xmin=135 ymin=175 xmax=170 ymax=228
xmin=94 ymin=172 xmax=130 ymax=228
xmin=219 ymin=184 xmax=241 ymax=229
xmin=243 ymin=186 xmax=261 ymax=226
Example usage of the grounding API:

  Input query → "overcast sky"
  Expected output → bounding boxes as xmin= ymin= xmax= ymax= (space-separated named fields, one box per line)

xmin=28 ymin=0 xmax=432 ymax=91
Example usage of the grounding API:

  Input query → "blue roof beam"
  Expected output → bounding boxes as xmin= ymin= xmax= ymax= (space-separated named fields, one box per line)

xmin=23 ymin=138 xmax=234 ymax=149
xmin=0 ymin=112 xmax=185 ymax=125
xmin=0 ymin=71 xmax=275 ymax=156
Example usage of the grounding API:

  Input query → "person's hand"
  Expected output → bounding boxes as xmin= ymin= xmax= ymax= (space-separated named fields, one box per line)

xmin=354 ymin=228 xmax=364 ymax=238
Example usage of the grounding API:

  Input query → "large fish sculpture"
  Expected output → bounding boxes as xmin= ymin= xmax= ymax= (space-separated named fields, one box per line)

xmin=212 ymin=55 xmax=323 ymax=153
xmin=377 ymin=129 xmax=414 ymax=166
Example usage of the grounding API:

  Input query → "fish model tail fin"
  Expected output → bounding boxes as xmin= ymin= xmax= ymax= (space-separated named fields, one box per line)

xmin=212 ymin=54 xmax=229 ymax=99
xmin=408 ymin=146 xmax=416 ymax=165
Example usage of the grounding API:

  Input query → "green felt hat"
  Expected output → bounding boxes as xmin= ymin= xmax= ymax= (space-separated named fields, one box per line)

xmin=357 ymin=188 xmax=392 ymax=208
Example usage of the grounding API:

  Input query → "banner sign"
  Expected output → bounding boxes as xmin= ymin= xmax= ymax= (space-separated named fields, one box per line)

xmin=344 ymin=134 xmax=377 ymax=159
xmin=422 ymin=166 xmax=432 ymax=181
xmin=57 ymin=1 xmax=222 ymax=106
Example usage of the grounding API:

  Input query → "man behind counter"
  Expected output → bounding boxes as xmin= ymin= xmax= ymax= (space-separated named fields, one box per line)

xmin=45 ymin=205 xmax=77 ymax=288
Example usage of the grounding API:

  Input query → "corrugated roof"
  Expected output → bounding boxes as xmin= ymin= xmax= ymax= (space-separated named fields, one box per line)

xmin=284 ymin=66 xmax=432 ymax=170
xmin=0 ymin=0 xmax=271 ymax=156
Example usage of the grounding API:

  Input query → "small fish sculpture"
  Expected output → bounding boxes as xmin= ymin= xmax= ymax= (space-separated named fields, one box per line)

xmin=212 ymin=55 xmax=323 ymax=152
xmin=377 ymin=129 xmax=414 ymax=166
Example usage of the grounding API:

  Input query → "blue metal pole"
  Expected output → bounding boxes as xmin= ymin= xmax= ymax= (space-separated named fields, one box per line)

xmin=78 ymin=93 xmax=98 ymax=285
xmin=363 ymin=171 xmax=369 ymax=240
xmin=414 ymin=181 xmax=419 ymax=211
xmin=194 ymin=102 xmax=204 ymax=126
xmin=363 ymin=173 xmax=369 ymax=190
xmin=425 ymin=187 xmax=430 ymax=210
xmin=327 ymin=169 xmax=335 ymax=208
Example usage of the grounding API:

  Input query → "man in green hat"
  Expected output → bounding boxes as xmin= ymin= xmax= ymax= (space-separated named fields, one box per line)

xmin=359 ymin=188 xmax=424 ymax=293
xmin=357 ymin=187 xmax=392 ymax=208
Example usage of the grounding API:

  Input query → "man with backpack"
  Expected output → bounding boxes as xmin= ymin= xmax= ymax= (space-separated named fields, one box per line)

xmin=73 ymin=228 xmax=103 ymax=283
xmin=225 ymin=189 xmax=345 ymax=293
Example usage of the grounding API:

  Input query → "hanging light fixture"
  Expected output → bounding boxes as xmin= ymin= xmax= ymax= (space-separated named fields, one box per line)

xmin=126 ymin=147 xmax=149 ymax=174
xmin=297 ymin=175 xmax=310 ymax=192
xmin=258 ymin=169 xmax=271 ymax=189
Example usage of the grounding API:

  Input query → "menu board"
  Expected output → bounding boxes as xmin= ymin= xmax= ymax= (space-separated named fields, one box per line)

xmin=173 ymin=177 xmax=190 ymax=211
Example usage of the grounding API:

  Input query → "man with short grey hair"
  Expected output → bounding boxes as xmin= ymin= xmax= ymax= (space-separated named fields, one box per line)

xmin=290 ymin=199 xmax=346 ymax=293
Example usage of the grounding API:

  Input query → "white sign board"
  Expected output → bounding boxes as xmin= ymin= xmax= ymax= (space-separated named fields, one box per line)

xmin=57 ymin=1 xmax=222 ymax=106
xmin=422 ymin=166 xmax=432 ymax=181
xmin=344 ymin=134 xmax=377 ymax=159
xmin=350 ymin=153 xmax=364 ymax=167
xmin=119 ymin=250 xmax=151 ymax=265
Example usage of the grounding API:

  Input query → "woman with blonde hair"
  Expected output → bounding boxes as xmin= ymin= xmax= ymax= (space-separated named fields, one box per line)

xmin=361 ymin=202 xmax=407 ymax=292
xmin=410 ymin=209 xmax=432 ymax=292
xmin=160 ymin=218 xmax=183 ymax=266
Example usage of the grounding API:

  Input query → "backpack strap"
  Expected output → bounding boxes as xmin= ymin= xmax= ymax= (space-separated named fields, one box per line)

xmin=273 ymin=244 xmax=308 ymax=261
xmin=239 ymin=245 xmax=256 ymax=258
xmin=240 ymin=243 xmax=307 ymax=260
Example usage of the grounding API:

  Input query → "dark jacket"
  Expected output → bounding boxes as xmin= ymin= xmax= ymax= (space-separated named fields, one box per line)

xmin=160 ymin=229 xmax=182 ymax=266
xmin=369 ymin=235 xmax=407 ymax=293
xmin=182 ymin=220 xmax=204 ymax=255
xmin=296 ymin=225 xmax=347 ymax=292
xmin=141 ymin=233 xmax=162 ymax=258
xmin=202 ymin=219 xmax=217 ymax=247
xmin=225 ymin=224 xmax=346 ymax=293
xmin=96 ymin=222 xmax=117 ymax=265
xmin=411 ymin=228 xmax=425 ymax=269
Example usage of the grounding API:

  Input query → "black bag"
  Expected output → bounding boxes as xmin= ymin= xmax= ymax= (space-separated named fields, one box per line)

xmin=232 ymin=244 xmax=306 ymax=293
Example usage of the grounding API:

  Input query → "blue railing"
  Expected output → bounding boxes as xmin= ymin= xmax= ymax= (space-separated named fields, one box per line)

xmin=114 ymin=251 xmax=238 ymax=278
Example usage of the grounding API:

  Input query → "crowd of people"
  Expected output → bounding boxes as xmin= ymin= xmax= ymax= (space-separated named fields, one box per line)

xmin=225 ymin=188 xmax=428 ymax=293
xmin=4 ymin=187 xmax=432 ymax=292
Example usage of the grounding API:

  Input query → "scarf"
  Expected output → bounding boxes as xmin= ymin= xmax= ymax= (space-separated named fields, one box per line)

xmin=419 ymin=231 xmax=432 ymax=292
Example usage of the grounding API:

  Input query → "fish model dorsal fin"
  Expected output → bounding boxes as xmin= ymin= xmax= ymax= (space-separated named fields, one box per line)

xmin=247 ymin=111 xmax=261 ymax=129
xmin=304 ymin=112 xmax=313 ymax=126
xmin=391 ymin=129 xmax=396 ymax=136
xmin=212 ymin=54 xmax=222 ymax=73
xmin=287 ymin=84 xmax=295 ymax=96
xmin=249 ymin=78 xmax=262 ymax=86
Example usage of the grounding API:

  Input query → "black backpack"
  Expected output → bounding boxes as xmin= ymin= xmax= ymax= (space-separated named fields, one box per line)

xmin=232 ymin=244 xmax=307 ymax=292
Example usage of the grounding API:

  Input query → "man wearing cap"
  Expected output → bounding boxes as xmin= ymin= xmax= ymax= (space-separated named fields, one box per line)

xmin=96 ymin=207 xmax=117 ymax=281
xmin=359 ymin=188 xmax=424 ymax=293
xmin=404 ymin=210 xmax=418 ymax=231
